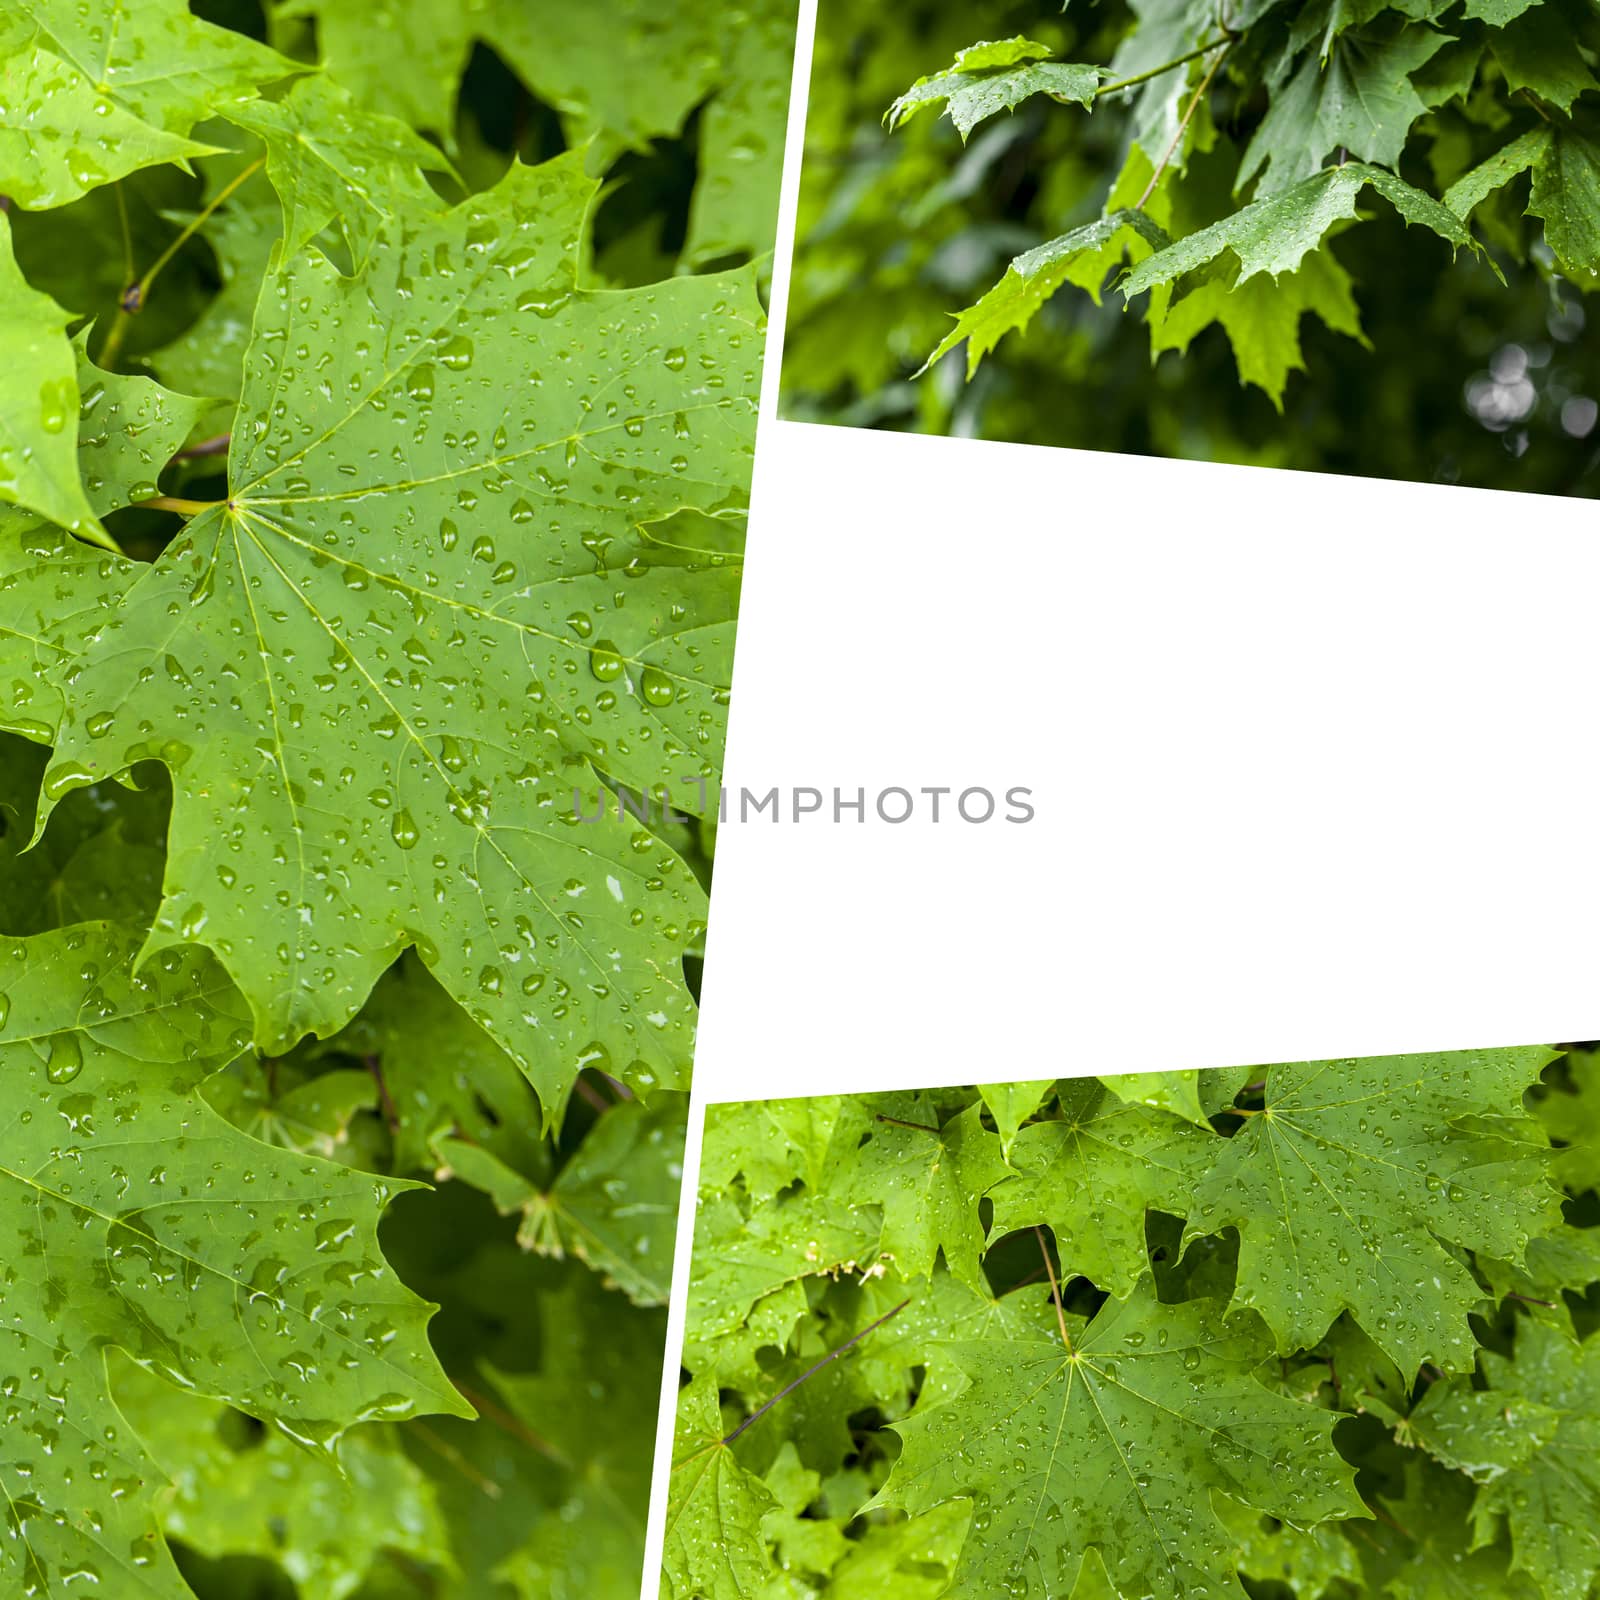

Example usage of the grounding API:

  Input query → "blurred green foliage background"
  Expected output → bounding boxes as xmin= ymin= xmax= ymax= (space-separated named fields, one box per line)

xmin=781 ymin=0 xmax=1600 ymax=499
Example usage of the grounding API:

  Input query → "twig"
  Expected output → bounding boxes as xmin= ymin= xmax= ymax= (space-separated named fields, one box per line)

xmin=363 ymin=1052 xmax=400 ymax=1133
xmin=99 ymin=156 xmax=265 ymax=369
xmin=1136 ymin=42 xmax=1232 ymax=210
xmin=408 ymin=1422 xmax=503 ymax=1499
xmin=1096 ymin=36 xmax=1230 ymax=100
xmin=875 ymin=1112 xmax=941 ymax=1135
xmin=1035 ymin=1226 xmax=1075 ymax=1353
xmin=720 ymin=1298 xmax=911 ymax=1448
xmin=451 ymin=1378 xmax=568 ymax=1466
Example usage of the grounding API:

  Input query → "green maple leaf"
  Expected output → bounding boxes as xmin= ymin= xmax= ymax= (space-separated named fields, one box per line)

xmin=887 ymin=37 xmax=1102 ymax=141
xmin=682 ymin=0 xmax=801 ymax=272
xmin=0 ymin=733 xmax=167 ymax=935
xmin=287 ymin=0 xmax=724 ymax=157
xmin=0 ymin=326 xmax=206 ymax=738
xmin=222 ymin=76 xmax=455 ymax=266
xmin=1533 ymin=1046 xmax=1600 ymax=1192
xmin=0 ymin=0 xmax=294 ymax=209
xmin=18 ymin=152 xmax=759 ymax=1115
xmin=685 ymin=1193 xmax=883 ymax=1381
xmin=1184 ymin=1048 xmax=1562 ymax=1373
xmin=1239 ymin=20 xmax=1449 ymax=195
xmin=836 ymin=1094 xmax=1007 ymax=1288
xmin=1147 ymin=247 xmax=1369 ymax=407
xmin=1098 ymin=1068 xmax=1215 ymax=1126
xmin=701 ymin=1094 xmax=847 ymax=1202
xmin=1444 ymin=125 xmax=1552 ymax=220
xmin=987 ymin=1076 xmax=1211 ymax=1295
xmin=341 ymin=951 xmax=547 ymax=1176
xmin=1488 ymin=5 xmax=1600 ymax=115
xmin=1359 ymin=1458 xmax=1542 ymax=1600
xmin=1408 ymin=1322 xmax=1600 ymax=1600
xmin=924 ymin=210 xmax=1171 ymax=377
xmin=663 ymin=1372 xmax=780 ymax=1600
xmin=1125 ymin=164 xmax=1474 ymax=298
xmin=976 ymin=1078 xmax=1054 ymax=1155
xmin=874 ymin=1280 xmax=1364 ymax=1600
xmin=440 ymin=1093 xmax=685 ymax=1305
xmin=826 ymin=1503 xmax=971 ymax=1600
xmin=488 ymin=1267 xmax=660 ymax=1600
xmin=0 ymin=216 xmax=107 ymax=545
xmin=108 ymin=1355 xmax=453 ymax=1599
xmin=1528 ymin=127 xmax=1600 ymax=284
xmin=0 ymin=922 xmax=465 ymax=1599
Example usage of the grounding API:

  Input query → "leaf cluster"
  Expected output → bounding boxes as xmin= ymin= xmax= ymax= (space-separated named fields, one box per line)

xmin=666 ymin=1049 xmax=1600 ymax=1600
xmin=782 ymin=0 xmax=1600 ymax=495
xmin=0 ymin=1 xmax=796 ymax=1595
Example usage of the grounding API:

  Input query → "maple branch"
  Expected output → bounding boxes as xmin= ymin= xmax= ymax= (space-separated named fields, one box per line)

xmin=875 ymin=1112 xmax=941 ymax=1135
xmin=1035 ymin=1226 xmax=1075 ymax=1354
xmin=99 ymin=156 xmax=265 ymax=370
xmin=720 ymin=1298 xmax=911 ymax=1448
xmin=1137 ymin=43 xmax=1232 ymax=210
xmin=1097 ymin=36 xmax=1230 ymax=100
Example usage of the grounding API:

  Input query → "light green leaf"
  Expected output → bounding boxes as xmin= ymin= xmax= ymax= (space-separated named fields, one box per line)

xmin=1534 ymin=1046 xmax=1600 ymax=1192
xmin=1185 ymin=1047 xmax=1562 ymax=1372
xmin=1410 ymin=1322 xmax=1600 ymax=1600
xmin=976 ymin=1078 xmax=1053 ymax=1155
xmin=875 ymin=1282 xmax=1364 ymax=1600
xmin=1147 ymin=246 xmax=1369 ymax=407
xmin=1097 ymin=1068 xmax=1216 ymax=1127
xmin=988 ymin=1077 xmax=1210 ymax=1294
xmin=0 ymin=215 xmax=102 ymax=542
xmin=0 ymin=731 xmax=167 ymax=934
xmin=663 ymin=1372 xmax=779 ymax=1600
xmin=702 ymin=1094 xmax=846 ymax=1202
xmin=925 ymin=209 xmax=1170 ymax=376
xmin=222 ymin=74 xmax=455 ymax=264
xmin=1359 ymin=1459 xmax=1543 ymax=1600
xmin=837 ymin=1095 xmax=1007 ymax=1289
xmin=0 ymin=922 xmax=465 ymax=1600
xmin=682 ymin=0 xmax=800 ymax=272
xmin=887 ymin=43 xmax=1102 ymax=141
xmin=489 ymin=1268 xmax=661 ymax=1600
xmin=110 ymin=1356 xmax=453 ymax=1600
xmin=1125 ymin=163 xmax=1474 ymax=295
xmin=0 ymin=0 xmax=294 ymax=208
xmin=26 ymin=153 xmax=759 ymax=1114
xmin=1445 ymin=125 xmax=1553 ymax=218
xmin=1239 ymin=22 xmax=1449 ymax=195
xmin=344 ymin=951 xmax=546 ymax=1177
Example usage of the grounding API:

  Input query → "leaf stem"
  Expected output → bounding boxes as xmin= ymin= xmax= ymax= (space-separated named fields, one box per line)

xmin=134 ymin=496 xmax=224 ymax=516
xmin=1136 ymin=42 xmax=1232 ymax=210
xmin=408 ymin=1422 xmax=504 ymax=1499
xmin=1035 ymin=1226 xmax=1075 ymax=1354
xmin=99 ymin=156 xmax=265 ymax=370
xmin=1096 ymin=36 xmax=1230 ymax=100
xmin=719 ymin=1298 xmax=911 ymax=1448
xmin=450 ymin=1379 xmax=569 ymax=1466
xmin=875 ymin=1113 xmax=942 ymax=1136
xmin=170 ymin=431 xmax=231 ymax=462
xmin=363 ymin=1052 xmax=400 ymax=1133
